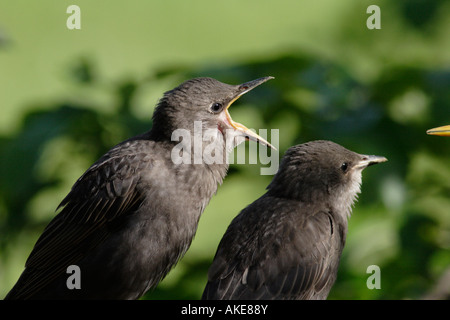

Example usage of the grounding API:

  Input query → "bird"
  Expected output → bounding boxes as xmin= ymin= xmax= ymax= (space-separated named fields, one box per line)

xmin=427 ymin=125 xmax=450 ymax=136
xmin=5 ymin=76 xmax=274 ymax=300
xmin=202 ymin=140 xmax=387 ymax=300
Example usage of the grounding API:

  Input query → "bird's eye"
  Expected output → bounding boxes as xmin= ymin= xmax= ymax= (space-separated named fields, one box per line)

xmin=210 ymin=102 xmax=223 ymax=113
xmin=341 ymin=162 xmax=349 ymax=172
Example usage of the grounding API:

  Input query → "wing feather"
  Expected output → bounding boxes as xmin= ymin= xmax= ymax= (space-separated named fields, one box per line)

xmin=203 ymin=195 xmax=345 ymax=300
xmin=6 ymin=150 xmax=152 ymax=299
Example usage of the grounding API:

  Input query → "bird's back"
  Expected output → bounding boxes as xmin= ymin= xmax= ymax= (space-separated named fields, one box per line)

xmin=6 ymin=134 xmax=225 ymax=299
xmin=202 ymin=194 xmax=347 ymax=300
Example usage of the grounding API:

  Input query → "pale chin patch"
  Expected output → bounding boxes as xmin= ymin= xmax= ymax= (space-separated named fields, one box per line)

xmin=335 ymin=170 xmax=363 ymax=219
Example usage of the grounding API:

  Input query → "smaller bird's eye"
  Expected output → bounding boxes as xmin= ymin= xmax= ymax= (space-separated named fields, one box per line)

xmin=341 ymin=162 xmax=349 ymax=172
xmin=210 ymin=102 xmax=223 ymax=113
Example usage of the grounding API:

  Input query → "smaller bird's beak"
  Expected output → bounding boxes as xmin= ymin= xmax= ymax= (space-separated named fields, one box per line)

xmin=426 ymin=125 xmax=450 ymax=137
xmin=224 ymin=76 xmax=276 ymax=150
xmin=356 ymin=154 xmax=388 ymax=169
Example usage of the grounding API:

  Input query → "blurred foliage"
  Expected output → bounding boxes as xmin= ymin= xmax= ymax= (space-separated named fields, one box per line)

xmin=1 ymin=0 xmax=449 ymax=300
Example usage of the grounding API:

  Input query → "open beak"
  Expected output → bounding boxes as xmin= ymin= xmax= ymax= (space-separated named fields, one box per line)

xmin=355 ymin=154 xmax=388 ymax=170
xmin=426 ymin=125 xmax=450 ymax=137
xmin=224 ymin=76 xmax=276 ymax=150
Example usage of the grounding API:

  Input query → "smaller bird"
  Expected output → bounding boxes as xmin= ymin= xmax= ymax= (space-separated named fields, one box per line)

xmin=202 ymin=140 xmax=387 ymax=300
xmin=427 ymin=125 xmax=450 ymax=137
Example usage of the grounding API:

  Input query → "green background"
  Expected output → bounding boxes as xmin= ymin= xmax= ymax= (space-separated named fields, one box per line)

xmin=0 ymin=0 xmax=449 ymax=299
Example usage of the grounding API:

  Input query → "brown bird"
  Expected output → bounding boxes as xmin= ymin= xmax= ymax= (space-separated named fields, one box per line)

xmin=202 ymin=140 xmax=387 ymax=300
xmin=5 ymin=76 xmax=274 ymax=300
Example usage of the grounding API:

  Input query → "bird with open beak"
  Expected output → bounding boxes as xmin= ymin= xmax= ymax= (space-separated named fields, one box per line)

xmin=202 ymin=140 xmax=387 ymax=300
xmin=427 ymin=125 xmax=450 ymax=137
xmin=5 ymin=76 xmax=274 ymax=300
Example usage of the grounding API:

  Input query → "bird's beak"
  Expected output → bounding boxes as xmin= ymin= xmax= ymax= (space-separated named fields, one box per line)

xmin=224 ymin=76 xmax=276 ymax=150
xmin=355 ymin=154 xmax=388 ymax=169
xmin=426 ymin=125 xmax=450 ymax=137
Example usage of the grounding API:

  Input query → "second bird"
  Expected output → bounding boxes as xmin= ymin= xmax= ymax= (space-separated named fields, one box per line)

xmin=202 ymin=140 xmax=387 ymax=300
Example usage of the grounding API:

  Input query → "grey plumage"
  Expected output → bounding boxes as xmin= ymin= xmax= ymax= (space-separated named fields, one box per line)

xmin=202 ymin=140 xmax=387 ymax=300
xmin=5 ymin=76 xmax=273 ymax=300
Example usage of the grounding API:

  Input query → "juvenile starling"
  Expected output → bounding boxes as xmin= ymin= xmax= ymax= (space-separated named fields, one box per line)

xmin=5 ymin=76 xmax=274 ymax=300
xmin=427 ymin=125 xmax=450 ymax=136
xmin=202 ymin=140 xmax=387 ymax=300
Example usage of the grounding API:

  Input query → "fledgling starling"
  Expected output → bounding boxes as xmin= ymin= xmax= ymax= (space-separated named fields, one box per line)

xmin=5 ymin=76 xmax=274 ymax=300
xmin=202 ymin=140 xmax=387 ymax=300
xmin=427 ymin=125 xmax=450 ymax=137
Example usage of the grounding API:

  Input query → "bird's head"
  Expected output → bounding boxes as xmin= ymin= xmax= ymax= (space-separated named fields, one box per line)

xmin=268 ymin=140 xmax=387 ymax=217
xmin=151 ymin=77 xmax=275 ymax=152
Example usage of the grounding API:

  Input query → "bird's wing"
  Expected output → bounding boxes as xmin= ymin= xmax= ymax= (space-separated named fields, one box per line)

xmin=6 ymin=149 xmax=153 ymax=299
xmin=203 ymin=196 xmax=345 ymax=300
